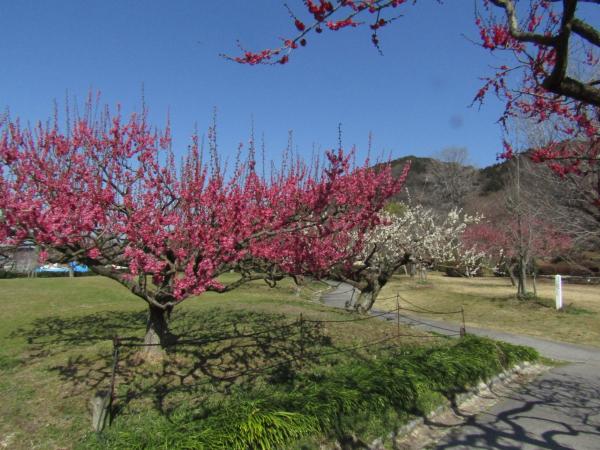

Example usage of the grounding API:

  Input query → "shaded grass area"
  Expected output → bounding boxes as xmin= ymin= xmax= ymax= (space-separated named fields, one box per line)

xmin=0 ymin=276 xmax=538 ymax=449
xmin=378 ymin=273 xmax=600 ymax=348
xmin=83 ymin=336 xmax=536 ymax=450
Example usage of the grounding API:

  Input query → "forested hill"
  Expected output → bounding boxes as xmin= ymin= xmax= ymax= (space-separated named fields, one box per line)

xmin=387 ymin=153 xmax=600 ymax=275
xmin=388 ymin=154 xmax=513 ymax=214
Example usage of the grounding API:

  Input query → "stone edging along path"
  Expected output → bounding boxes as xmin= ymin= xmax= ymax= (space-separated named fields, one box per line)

xmin=320 ymin=282 xmax=600 ymax=450
xmin=371 ymin=362 xmax=548 ymax=450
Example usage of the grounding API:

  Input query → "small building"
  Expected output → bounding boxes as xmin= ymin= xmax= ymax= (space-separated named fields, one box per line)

xmin=0 ymin=243 xmax=38 ymax=274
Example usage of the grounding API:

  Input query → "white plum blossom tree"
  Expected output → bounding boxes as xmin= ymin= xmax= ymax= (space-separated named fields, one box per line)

xmin=335 ymin=203 xmax=484 ymax=313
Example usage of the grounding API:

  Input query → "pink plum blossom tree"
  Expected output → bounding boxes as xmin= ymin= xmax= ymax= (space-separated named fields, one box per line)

xmin=463 ymin=218 xmax=572 ymax=297
xmin=0 ymin=105 xmax=403 ymax=355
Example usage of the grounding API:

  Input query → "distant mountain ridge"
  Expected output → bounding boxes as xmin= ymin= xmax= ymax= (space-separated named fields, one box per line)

xmin=386 ymin=154 xmax=599 ymax=275
xmin=389 ymin=155 xmax=510 ymax=200
xmin=387 ymin=154 xmax=511 ymax=216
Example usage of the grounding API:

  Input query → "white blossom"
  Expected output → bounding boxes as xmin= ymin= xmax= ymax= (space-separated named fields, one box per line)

xmin=359 ymin=204 xmax=485 ymax=276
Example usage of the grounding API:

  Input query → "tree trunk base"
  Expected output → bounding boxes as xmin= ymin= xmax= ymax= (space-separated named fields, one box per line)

xmin=353 ymin=289 xmax=380 ymax=314
xmin=141 ymin=306 xmax=177 ymax=361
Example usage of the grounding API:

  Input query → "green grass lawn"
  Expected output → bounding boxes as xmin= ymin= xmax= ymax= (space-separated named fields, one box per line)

xmin=0 ymin=276 xmax=538 ymax=449
xmin=377 ymin=273 xmax=600 ymax=348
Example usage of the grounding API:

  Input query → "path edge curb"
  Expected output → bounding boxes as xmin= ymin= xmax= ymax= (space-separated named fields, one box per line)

xmin=366 ymin=361 xmax=548 ymax=449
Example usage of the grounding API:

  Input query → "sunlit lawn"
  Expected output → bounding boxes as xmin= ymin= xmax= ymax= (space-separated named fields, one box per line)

xmin=378 ymin=273 xmax=600 ymax=348
xmin=0 ymin=275 xmax=435 ymax=449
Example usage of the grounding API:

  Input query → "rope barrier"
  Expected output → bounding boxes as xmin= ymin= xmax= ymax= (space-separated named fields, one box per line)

xmin=321 ymin=287 xmax=357 ymax=296
xmin=397 ymin=305 xmax=462 ymax=315
xmin=303 ymin=306 xmax=400 ymax=323
xmin=94 ymin=281 xmax=471 ymax=435
xmin=396 ymin=312 xmax=461 ymax=334
xmin=94 ymin=284 xmax=467 ymax=353
xmin=100 ymin=292 xmax=465 ymax=432
xmin=118 ymin=321 xmax=299 ymax=348
xmin=113 ymin=288 xmax=465 ymax=349
xmin=310 ymin=331 xmax=460 ymax=359
xmin=300 ymin=280 xmax=339 ymax=293
xmin=194 ymin=357 xmax=298 ymax=385
xmin=88 ymin=283 xmax=474 ymax=431
xmin=311 ymin=334 xmax=399 ymax=357
xmin=397 ymin=294 xmax=463 ymax=315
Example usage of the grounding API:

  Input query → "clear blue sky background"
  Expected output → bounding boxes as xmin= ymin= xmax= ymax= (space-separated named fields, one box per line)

xmin=1 ymin=1 xmax=530 ymax=168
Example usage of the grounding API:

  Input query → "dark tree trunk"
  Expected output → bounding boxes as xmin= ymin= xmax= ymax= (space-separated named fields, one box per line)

xmin=531 ymin=259 xmax=538 ymax=297
xmin=517 ymin=257 xmax=528 ymax=299
xmin=143 ymin=305 xmax=173 ymax=357
xmin=506 ymin=262 xmax=517 ymax=287
xmin=83 ymin=264 xmax=176 ymax=358
xmin=353 ymin=286 xmax=381 ymax=314
xmin=293 ymin=275 xmax=305 ymax=297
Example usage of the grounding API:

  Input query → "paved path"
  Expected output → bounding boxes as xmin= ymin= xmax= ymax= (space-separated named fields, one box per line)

xmin=321 ymin=282 xmax=600 ymax=450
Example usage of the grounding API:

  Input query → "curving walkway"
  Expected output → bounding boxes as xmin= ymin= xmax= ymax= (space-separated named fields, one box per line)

xmin=321 ymin=282 xmax=600 ymax=450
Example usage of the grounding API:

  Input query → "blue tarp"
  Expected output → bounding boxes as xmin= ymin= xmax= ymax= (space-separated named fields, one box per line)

xmin=70 ymin=263 xmax=90 ymax=273
xmin=35 ymin=262 xmax=89 ymax=273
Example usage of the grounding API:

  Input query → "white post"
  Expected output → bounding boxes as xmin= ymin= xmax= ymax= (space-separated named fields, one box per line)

xmin=555 ymin=274 xmax=563 ymax=310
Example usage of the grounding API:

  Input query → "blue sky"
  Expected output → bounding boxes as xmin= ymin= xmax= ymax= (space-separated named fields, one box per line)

xmin=1 ymin=1 xmax=520 ymax=168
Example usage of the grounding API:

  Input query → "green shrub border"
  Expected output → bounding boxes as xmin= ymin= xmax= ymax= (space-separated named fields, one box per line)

xmin=84 ymin=335 xmax=538 ymax=450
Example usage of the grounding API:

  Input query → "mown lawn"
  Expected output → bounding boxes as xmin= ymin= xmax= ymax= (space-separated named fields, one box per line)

xmin=377 ymin=273 xmax=600 ymax=348
xmin=0 ymin=275 xmax=537 ymax=449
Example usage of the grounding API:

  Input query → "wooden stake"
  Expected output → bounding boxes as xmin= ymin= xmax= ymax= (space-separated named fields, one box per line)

xmin=396 ymin=294 xmax=400 ymax=337
xmin=299 ymin=313 xmax=304 ymax=366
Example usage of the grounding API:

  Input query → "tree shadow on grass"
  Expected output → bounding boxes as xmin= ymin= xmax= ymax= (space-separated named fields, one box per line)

xmin=11 ymin=310 xmax=147 ymax=356
xmin=11 ymin=306 xmax=334 ymax=417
